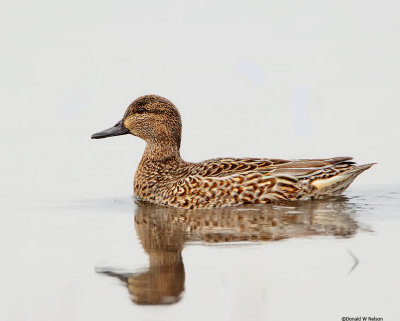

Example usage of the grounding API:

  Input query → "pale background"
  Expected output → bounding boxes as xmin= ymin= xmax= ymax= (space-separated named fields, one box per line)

xmin=1 ymin=1 xmax=400 ymax=321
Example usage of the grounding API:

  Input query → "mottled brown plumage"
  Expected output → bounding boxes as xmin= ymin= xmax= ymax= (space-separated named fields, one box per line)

xmin=92 ymin=95 xmax=374 ymax=208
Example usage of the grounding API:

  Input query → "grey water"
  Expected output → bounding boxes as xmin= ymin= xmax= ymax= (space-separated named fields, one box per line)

xmin=2 ymin=187 xmax=399 ymax=321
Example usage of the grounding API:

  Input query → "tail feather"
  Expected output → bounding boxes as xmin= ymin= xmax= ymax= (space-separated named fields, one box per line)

xmin=311 ymin=163 xmax=375 ymax=196
xmin=345 ymin=163 xmax=376 ymax=174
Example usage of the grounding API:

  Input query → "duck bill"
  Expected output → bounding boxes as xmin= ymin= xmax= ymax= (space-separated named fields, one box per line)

xmin=91 ymin=119 xmax=130 ymax=139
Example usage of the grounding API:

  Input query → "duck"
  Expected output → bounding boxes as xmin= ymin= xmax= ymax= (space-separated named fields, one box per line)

xmin=91 ymin=95 xmax=374 ymax=209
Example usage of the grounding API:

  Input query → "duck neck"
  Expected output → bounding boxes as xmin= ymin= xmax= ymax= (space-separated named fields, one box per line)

xmin=142 ymin=142 xmax=183 ymax=163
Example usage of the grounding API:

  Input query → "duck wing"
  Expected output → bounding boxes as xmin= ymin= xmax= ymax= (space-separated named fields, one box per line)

xmin=192 ymin=156 xmax=356 ymax=178
xmin=170 ymin=157 xmax=374 ymax=208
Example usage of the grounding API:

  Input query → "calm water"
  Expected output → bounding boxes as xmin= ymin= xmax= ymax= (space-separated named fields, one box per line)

xmin=1 ymin=186 xmax=399 ymax=321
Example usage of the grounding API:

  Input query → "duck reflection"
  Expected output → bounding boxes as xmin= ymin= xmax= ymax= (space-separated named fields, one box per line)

xmin=99 ymin=196 xmax=360 ymax=305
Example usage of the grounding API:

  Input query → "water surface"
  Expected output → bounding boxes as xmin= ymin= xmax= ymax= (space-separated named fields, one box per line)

xmin=2 ymin=187 xmax=399 ymax=321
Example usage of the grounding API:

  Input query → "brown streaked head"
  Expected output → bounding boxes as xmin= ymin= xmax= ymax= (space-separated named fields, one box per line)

xmin=91 ymin=95 xmax=182 ymax=148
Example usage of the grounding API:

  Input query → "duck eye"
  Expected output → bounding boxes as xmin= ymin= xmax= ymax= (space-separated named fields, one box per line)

xmin=136 ymin=107 xmax=146 ymax=114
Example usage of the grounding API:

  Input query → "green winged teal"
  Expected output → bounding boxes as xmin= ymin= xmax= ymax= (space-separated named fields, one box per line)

xmin=92 ymin=95 xmax=374 ymax=209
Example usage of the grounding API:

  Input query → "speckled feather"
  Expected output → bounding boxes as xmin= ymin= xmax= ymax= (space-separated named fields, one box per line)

xmin=134 ymin=156 xmax=374 ymax=208
xmin=92 ymin=95 xmax=375 ymax=209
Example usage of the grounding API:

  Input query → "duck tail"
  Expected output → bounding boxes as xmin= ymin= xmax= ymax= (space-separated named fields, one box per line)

xmin=345 ymin=163 xmax=376 ymax=174
xmin=311 ymin=163 xmax=376 ymax=196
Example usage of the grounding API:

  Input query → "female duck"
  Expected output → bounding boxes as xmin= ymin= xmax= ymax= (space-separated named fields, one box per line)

xmin=92 ymin=95 xmax=373 ymax=209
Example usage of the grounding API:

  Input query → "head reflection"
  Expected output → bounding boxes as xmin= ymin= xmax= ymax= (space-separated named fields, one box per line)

xmin=99 ymin=197 xmax=359 ymax=305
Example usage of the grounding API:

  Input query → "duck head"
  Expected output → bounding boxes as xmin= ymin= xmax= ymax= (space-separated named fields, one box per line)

xmin=91 ymin=95 xmax=182 ymax=148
